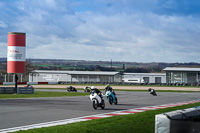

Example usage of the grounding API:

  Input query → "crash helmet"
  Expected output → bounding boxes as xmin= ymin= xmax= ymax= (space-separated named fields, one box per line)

xmin=148 ymin=88 xmax=151 ymax=91
xmin=91 ymin=86 xmax=95 ymax=90
xmin=105 ymin=84 xmax=110 ymax=87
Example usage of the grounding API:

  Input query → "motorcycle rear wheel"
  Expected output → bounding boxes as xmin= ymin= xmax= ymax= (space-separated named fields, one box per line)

xmin=109 ymin=97 xmax=113 ymax=105
xmin=93 ymin=100 xmax=98 ymax=110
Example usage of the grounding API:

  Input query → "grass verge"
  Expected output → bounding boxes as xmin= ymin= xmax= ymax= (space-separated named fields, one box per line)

xmin=15 ymin=102 xmax=200 ymax=133
xmin=0 ymin=91 xmax=89 ymax=99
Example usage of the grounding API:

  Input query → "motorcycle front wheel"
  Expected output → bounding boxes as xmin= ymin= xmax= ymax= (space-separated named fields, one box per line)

xmin=101 ymin=100 xmax=105 ymax=109
xmin=109 ymin=97 xmax=113 ymax=105
xmin=114 ymin=97 xmax=118 ymax=105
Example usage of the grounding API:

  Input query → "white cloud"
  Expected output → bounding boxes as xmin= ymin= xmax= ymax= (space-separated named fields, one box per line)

xmin=22 ymin=12 xmax=200 ymax=62
xmin=0 ymin=21 xmax=8 ymax=28
xmin=1 ymin=0 xmax=200 ymax=63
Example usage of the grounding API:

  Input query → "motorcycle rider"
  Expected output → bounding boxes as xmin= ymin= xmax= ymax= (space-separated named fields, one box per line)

xmin=91 ymin=86 xmax=103 ymax=98
xmin=68 ymin=86 xmax=75 ymax=91
xmin=105 ymin=84 xmax=115 ymax=95
xmin=148 ymin=88 xmax=157 ymax=96
xmin=84 ymin=86 xmax=90 ymax=92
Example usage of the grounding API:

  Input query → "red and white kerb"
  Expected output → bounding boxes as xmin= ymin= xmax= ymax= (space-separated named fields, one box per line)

xmin=7 ymin=32 xmax=26 ymax=73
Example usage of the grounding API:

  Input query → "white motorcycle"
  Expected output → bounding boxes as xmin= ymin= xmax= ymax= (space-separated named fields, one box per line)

xmin=89 ymin=92 xmax=105 ymax=110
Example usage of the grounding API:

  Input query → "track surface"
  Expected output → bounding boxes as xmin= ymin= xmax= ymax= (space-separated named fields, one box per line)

xmin=0 ymin=91 xmax=200 ymax=130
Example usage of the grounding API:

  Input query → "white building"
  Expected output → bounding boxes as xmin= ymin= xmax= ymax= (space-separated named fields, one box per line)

xmin=123 ymin=73 xmax=166 ymax=84
xmin=164 ymin=67 xmax=200 ymax=84
xmin=29 ymin=70 xmax=122 ymax=83
xmin=29 ymin=70 xmax=166 ymax=84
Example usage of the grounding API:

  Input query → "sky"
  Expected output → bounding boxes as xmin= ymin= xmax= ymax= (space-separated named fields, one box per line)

xmin=1 ymin=0 xmax=200 ymax=63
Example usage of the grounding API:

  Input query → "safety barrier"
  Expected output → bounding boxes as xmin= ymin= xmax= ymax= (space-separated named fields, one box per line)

xmin=0 ymin=86 xmax=34 ymax=94
xmin=17 ymin=87 xmax=34 ymax=94
xmin=155 ymin=107 xmax=200 ymax=133
xmin=0 ymin=87 xmax=15 ymax=94
xmin=0 ymin=82 xmax=59 ymax=85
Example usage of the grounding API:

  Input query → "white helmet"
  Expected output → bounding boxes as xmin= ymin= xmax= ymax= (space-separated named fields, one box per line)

xmin=91 ymin=86 xmax=95 ymax=90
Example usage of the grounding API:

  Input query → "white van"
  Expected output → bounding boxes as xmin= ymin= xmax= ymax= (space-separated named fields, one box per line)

xmin=123 ymin=78 xmax=145 ymax=83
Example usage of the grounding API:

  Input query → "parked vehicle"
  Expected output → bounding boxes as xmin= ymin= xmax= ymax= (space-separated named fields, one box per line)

xmin=123 ymin=78 xmax=145 ymax=83
xmin=67 ymin=86 xmax=77 ymax=92
xmin=148 ymin=88 xmax=157 ymax=96
xmin=89 ymin=91 xmax=105 ymax=109
xmin=105 ymin=90 xmax=118 ymax=105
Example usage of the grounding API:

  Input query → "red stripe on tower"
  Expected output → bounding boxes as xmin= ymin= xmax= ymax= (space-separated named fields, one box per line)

xmin=7 ymin=32 xmax=26 ymax=73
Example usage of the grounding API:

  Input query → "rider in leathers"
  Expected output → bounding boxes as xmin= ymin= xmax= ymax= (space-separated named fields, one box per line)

xmin=91 ymin=86 xmax=103 ymax=98
xmin=105 ymin=84 xmax=115 ymax=95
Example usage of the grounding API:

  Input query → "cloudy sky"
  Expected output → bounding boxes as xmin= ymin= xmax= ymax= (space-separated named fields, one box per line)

xmin=0 ymin=0 xmax=200 ymax=62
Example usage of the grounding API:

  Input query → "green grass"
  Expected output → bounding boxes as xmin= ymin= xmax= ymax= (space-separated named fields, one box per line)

xmin=33 ymin=64 xmax=84 ymax=69
xmin=36 ymin=88 xmax=85 ymax=90
xmin=0 ymin=91 xmax=89 ymax=99
xmin=35 ymin=88 xmax=67 ymax=90
xmin=15 ymin=102 xmax=200 ymax=133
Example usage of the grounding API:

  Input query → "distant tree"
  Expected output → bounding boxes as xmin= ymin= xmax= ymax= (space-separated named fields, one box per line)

xmin=124 ymin=67 xmax=150 ymax=73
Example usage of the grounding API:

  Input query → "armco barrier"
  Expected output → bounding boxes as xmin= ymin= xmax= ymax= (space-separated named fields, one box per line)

xmin=17 ymin=82 xmax=27 ymax=85
xmin=38 ymin=82 xmax=49 ymax=84
xmin=155 ymin=107 xmax=200 ymax=133
xmin=27 ymin=82 xmax=38 ymax=85
xmin=0 ymin=87 xmax=15 ymax=94
xmin=2 ymin=82 xmax=58 ymax=85
xmin=3 ymin=82 xmax=15 ymax=85
xmin=17 ymin=87 xmax=34 ymax=94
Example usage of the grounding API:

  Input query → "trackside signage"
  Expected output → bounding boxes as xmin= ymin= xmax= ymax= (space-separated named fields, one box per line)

xmin=7 ymin=46 xmax=26 ymax=61
xmin=7 ymin=32 xmax=26 ymax=73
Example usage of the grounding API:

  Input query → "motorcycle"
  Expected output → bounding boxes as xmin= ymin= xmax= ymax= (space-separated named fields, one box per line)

xmin=105 ymin=90 xmax=118 ymax=105
xmin=148 ymin=88 xmax=157 ymax=96
xmin=89 ymin=92 xmax=105 ymax=110
xmin=84 ymin=86 xmax=90 ymax=92
xmin=67 ymin=86 xmax=77 ymax=92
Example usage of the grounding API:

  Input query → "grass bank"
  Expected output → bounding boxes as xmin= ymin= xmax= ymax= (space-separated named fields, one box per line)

xmin=0 ymin=91 xmax=89 ymax=99
xmin=15 ymin=102 xmax=200 ymax=133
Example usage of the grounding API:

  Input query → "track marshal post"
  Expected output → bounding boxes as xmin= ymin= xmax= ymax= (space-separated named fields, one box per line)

xmin=7 ymin=32 xmax=26 ymax=93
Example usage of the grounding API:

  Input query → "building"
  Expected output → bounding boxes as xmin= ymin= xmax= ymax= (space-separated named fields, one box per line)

xmin=163 ymin=67 xmax=200 ymax=84
xmin=29 ymin=70 xmax=167 ymax=84
xmin=29 ymin=70 xmax=122 ymax=83
xmin=123 ymin=73 xmax=166 ymax=84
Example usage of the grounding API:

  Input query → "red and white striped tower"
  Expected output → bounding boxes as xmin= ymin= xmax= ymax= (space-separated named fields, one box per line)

xmin=7 ymin=32 xmax=26 ymax=74
xmin=7 ymin=32 xmax=26 ymax=93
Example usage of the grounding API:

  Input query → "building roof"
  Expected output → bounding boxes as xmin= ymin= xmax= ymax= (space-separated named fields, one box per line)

xmin=123 ymin=73 xmax=165 ymax=76
xmin=32 ymin=70 xmax=120 ymax=75
xmin=163 ymin=67 xmax=200 ymax=72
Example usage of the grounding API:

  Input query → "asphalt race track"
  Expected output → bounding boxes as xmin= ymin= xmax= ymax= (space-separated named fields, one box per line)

xmin=0 ymin=91 xmax=200 ymax=130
